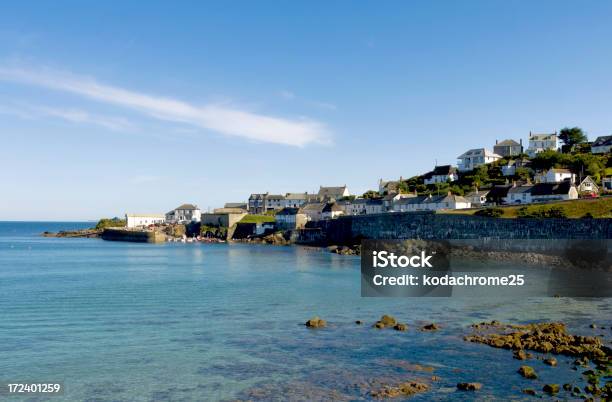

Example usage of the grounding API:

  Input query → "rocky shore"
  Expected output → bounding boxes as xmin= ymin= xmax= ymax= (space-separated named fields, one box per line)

xmin=291 ymin=315 xmax=612 ymax=400
xmin=41 ymin=229 xmax=101 ymax=238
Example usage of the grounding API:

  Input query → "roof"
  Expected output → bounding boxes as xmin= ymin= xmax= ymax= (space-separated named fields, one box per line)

xmin=266 ymin=194 xmax=285 ymax=200
xmin=249 ymin=193 xmax=267 ymax=200
xmin=487 ymin=185 xmax=513 ymax=199
xmin=285 ymin=192 xmax=316 ymax=200
xmin=276 ymin=207 xmax=301 ymax=216
xmin=213 ymin=208 xmax=247 ymax=214
xmin=350 ymin=198 xmax=383 ymax=205
xmin=466 ymin=189 xmax=490 ymax=197
xmin=531 ymin=182 xmax=574 ymax=196
xmin=593 ymin=135 xmax=612 ymax=147
xmin=300 ymin=202 xmax=325 ymax=212
xmin=126 ymin=213 xmax=165 ymax=218
xmin=224 ymin=202 xmax=247 ymax=209
xmin=507 ymin=185 xmax=534 ymax=195
xmin=458 ymin=148 xmax=502 ymax=159
xmin=431 ymin=165 xmax=457 ymax=175
xmin=530 ymin=133 xmax=556 ymax=141
xmin=548 ymin=168 xmax=572 ymax=174
xmin=318 ymin=186 xmax=348 ymax=197
xmin=496 ymin=139 xmax=521 ymax=147
xmin=396 ymin=196 xmax=428 ymax=205
xmin=424 ymin=194 xmax=469 ymax=204
xmin=322 ymin=202 xmax=344 ymax=212
xmin=175 ymin=204 xmax=198 ymax=210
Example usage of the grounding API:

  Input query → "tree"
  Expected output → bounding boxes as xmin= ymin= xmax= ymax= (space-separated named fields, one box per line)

xmin=559 ymin=127 xmax=587 ymax=147
xmin=362 ymin=190 xmax=379 ymax=199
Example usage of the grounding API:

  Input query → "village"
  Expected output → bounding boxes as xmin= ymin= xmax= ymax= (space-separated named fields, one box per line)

xmin=123 ymin=130 xmax=612 ymax=240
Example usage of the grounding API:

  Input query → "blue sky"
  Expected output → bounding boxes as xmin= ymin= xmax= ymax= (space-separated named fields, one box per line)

xmin=1 ymin=1 xmax=612 ymax=220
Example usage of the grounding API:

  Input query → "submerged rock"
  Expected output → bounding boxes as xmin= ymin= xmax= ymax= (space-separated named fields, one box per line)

xmin=369 ymin=381 xmax=429 ymax=399
xmin=457 ymin=382 xmax=482 ymax=391
xmin=513 ymin=350 xmax=529 ymax=360
xmin=422 ymin=323 xmax=439 ymax=331
xmin=522 ymin=388 xmax=536 ymax=396
xmin=518 ymin=365 xmax=537 ymax=379
xmin=305 ymin=316 xmax=326 ymax=328
xmin=355 ymin=320 xmax=363 ymax=325
xmin=543 ymin=357 xmax=557 ymax=366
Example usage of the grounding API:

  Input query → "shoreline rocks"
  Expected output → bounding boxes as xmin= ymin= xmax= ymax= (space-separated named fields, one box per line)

xmin=457 ymin=382 xmax=482 ymax=391
xmin=369 ymin=381 xmax=429 ymax=399
xmin=305 ymin=316 xmax=326 ymax=328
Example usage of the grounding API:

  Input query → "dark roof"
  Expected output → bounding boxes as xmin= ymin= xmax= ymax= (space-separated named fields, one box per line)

xmin=276 ymin=207 xmax=300 ymax=216
xmin=593 ymin=135 xmax=612 ymax=147
xmin=431 ymin=165 xmax=456 ymax=175
xmin=507 ymin=185 xmax=533 ymax=195
xmin=397 ymin=196 xmax=428 ymax=205
xmin=487 ymin=185 xmax=512 ymax=200
xmin=322 ymin=202 xmax=343 ymax=212
xmin=531 ymin=181 xmax=573 ymax=196
xmin=300 ymin=202 xmax=325 ymax=212
xmin=175 ymin=203 xmax=198 ymax=210
xmin=266 ymin=194 xmax=285 ymax=199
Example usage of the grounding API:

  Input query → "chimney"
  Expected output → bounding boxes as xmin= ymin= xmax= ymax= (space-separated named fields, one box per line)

xmin=496 ymin=139 xmax=498 ymax=145
xmin=529 ymin=131 xmax=532 ymax=138
xmin=520 ymin=138 xmax=523 ymax=145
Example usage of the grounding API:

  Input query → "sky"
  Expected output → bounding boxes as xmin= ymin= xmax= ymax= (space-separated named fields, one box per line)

xmin=1 ymin=1 xmax=612 ymax=220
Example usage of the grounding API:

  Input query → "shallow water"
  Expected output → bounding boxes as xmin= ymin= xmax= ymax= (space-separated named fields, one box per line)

xmin=0 ymin=222 xmax=610 ymax=401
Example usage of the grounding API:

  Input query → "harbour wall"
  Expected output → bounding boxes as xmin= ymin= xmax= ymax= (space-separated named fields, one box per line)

xmin=299 ymin=212 xmax=612 ymax=244
xmin=101 ymin=228 xmax=166 ymax=243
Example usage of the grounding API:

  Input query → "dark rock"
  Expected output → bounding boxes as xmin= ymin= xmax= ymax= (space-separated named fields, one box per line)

xmin=563 ymin=383 xmax=572 ymax=391
xmin=373 ymin=321 xmax=385 ymax=329
xmin=355 ymin=320 xmax=363 ymax=325
xmin=522 ymin=389 xmax=536 ymax=396
xmin=542 ymin=384 xmax=559 ymax=394
xmin=513 ymin=350 xmax=528 ymax=360
xmin=457 ymin=382 xmax=482 ymax=391
xmin=518 ymin=365 xmax=537 ymax=379
xmin=393 ymin=323 xmax=407 ymax=331
xmin=305 ymin=316 xmax=326 ymax=328
xmin=422 ymin=323 xmax=439 ymax=331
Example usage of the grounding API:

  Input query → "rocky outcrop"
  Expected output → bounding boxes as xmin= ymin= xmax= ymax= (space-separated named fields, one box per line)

xmin=457 ymin=382 xmax=482 ymax=391
xmin=517 ymin=366 xmax=537 ymax=379
xmin=305 ymin=316 xmax=326 ymax=328
xmin=422 ymin=323 xmax=439 ymax=331
xmin=464 ymin=321 xmax=609 ymax=359
xmin=42 ymin=229 xmax=101 ymax=238
xmin=373 ymin=315 xmax=397 ymax=329
xmin=369 ymin=381 xmax=429 ymax=399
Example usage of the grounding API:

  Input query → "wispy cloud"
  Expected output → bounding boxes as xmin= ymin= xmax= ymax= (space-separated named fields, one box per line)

xmin=278 ymin=89 xmax=337 ymax=111
xmin=0 ymin=102 xmax=134 ymax=131
xmin=0 ymin=66 xmax=331 ymax=147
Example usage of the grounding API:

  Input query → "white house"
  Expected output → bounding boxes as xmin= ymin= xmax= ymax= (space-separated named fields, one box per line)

xmin=318 ymin=185 xmax=350 ymax=201
xmin=392 ymin=193 xmax=470 ymax=212
xmin=457 ymin=148 xmax=502 ymax=171
xmin=321 ymin=202 xmax=344 ymax=219
xmin=423 ymin=165 xmax=458 ymax=185
xmin=282 ymin=193 xmax=318 ymax=208
xmin=505 ymin=185 xmax=534 ymax=204
xmin=125 ymin=214 xmax=165 ymax=228
xmin=342 ymin=198 xmax=384 ymax=215
xmin=529 ymin=182 xmax=578 ymax=202
xmin=577 ymin=176 xmax=599 ymax=195
xmin=535 ymin=168 xmax=575 ymax=184
xmin=165 ymin=204 xmax=201 ymax=223
xmin=465 ymin=189 xmax=490 ymax=207
xmin=591 ymin=135 xmax=612 ymax=154
xmin=378 ymin=178 xmax=403 ymax=195
xmin=527 ymin=132 xmax=558 ymax=157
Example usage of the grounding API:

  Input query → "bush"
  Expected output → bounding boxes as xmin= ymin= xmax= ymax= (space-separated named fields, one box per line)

xmin=95 ymin=218 xmax=126 ymax=229
xmin=474 ymin=208 xmax=503 ymax=218
xmin=517 ymin=206 xmax=567 ymax=219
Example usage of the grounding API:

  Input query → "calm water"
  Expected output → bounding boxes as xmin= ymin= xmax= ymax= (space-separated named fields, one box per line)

xmin=0 ymin=222 xmax=610 ymax=401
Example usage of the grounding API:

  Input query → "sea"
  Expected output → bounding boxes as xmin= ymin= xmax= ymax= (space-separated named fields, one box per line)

xmin=0 ymin=221 xmax=609 ymax=401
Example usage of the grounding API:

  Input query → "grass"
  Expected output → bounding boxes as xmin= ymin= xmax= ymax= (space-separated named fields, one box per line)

xmin=239 ymin=214 xmax=275 ymax=224
xmin=439 ymin=196 xmax=612 ymax=218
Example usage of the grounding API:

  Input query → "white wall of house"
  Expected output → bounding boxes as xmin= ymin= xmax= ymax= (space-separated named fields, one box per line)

xmin=536 ymin=170 xmax=575 ymax=183
xmin=527 ymin=135 xmax=557 ymax=157
xmin=126 ymin=214 xmax=165 ymax=228
xmin=424 ymin=173 xmax=458 ymax=185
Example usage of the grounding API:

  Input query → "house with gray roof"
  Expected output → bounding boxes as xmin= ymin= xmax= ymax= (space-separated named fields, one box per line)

xmin=494 ymin=139 xmax=523 ymax=157
xmin=165 ymin=203 xmax=201 ymax=223
xmin=318 ymin=185 xmax=350 ymax=201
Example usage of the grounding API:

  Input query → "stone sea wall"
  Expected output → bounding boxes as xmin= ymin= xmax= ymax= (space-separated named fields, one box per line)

xmin=300 ymin=212 xmax=612 ymax=245
xmin=101 ymin=228 xmax=166 ymax=243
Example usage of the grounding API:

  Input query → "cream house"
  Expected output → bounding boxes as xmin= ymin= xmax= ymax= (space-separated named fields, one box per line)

xmin=165 ymin=204 xmax=201 ymax=223
xmin=535 ymin=168 xmax=575 ymax=183
xmin=423 ymin=165 xmax=458 ymax=185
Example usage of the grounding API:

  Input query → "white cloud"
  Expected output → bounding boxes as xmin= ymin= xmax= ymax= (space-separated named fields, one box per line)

xmin=0 ymin=102 xmax=134 ymax=131
xmin=0 ymin=66 xmax=331 ymax=147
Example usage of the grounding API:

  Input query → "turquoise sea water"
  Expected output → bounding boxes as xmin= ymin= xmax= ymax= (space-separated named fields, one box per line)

xmin=0 ymin=222 xmax=610 ymax=401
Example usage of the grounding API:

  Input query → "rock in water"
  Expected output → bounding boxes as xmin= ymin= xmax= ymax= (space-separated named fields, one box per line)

xmin=542 ymin=384 xmax=559 ymax=394
xmin=393 ymin=323 xmax=407 ymax=331
xmin=513 ymin=350 xmax=528 ymax=360
xmin=380 ymin=315 xmax=396 ymax=326
xmin=457 ymin=382 xmax=482 ymax=391
xmin=422 ymin=323 xmax=439 ymax=331
xmin=305 ymin=316 xmax=326 ymax=328
xmin=518 ymin=365 xmax=537 ymax=379
xmin=543 ymin=357 xmax=557 ymax=366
